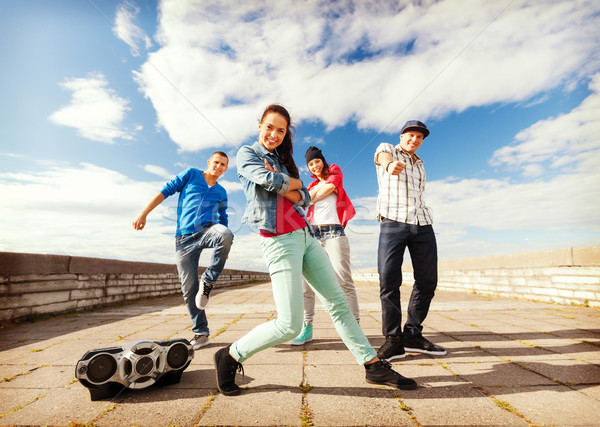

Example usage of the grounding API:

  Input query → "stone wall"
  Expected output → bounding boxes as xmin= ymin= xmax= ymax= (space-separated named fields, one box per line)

xmin=0 ymin=252 xmax=270 ymax=323
xmin=353 ymin=245 xmax=600 ymax=307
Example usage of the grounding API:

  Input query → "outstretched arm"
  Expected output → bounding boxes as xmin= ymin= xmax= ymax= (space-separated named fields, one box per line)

xmin=132 ymin=193 xmax=166 ymax=230
xmin=375 ymin=152 xmax=406 ymax=175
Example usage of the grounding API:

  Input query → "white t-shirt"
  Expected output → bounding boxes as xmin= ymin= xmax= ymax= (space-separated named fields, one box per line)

xmin=311 ymin=190 xmax=340 ymax=225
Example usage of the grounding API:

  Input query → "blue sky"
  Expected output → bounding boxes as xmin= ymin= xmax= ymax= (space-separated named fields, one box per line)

xmin=1 ymin=0 xmax=599 ymax=272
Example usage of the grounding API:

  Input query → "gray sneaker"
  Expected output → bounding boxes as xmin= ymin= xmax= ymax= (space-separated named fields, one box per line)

xmin=190 ymin=334 xmax=210 ymax=349
xmin=195 ymin=280 xmax=214 ymax=310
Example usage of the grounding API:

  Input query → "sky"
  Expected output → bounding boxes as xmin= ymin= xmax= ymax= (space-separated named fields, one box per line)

xmin=1 ymin=0 xmax=599 ymax=272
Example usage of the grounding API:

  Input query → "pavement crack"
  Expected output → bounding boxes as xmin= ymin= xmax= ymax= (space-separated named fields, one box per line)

xmin=211 ymin=313 xmax=245 ymax=338
xmin=0 ymin=393 xmax=49 ymax=419
xmin=395 ymin=392 xmax=421 ymax=426
xmin=89 ymin=402 xmax=119 ymax=425
xmin=438 ymin=362 xmax=535 ymax=425
xmin=472 ymin=385 xmax=537 ymax=426
xmin=299 ymin=349 xmax=314 ymax=426
xmin=1 ymin=364 xmax=49 ymax=382
xmin=192 ymin=392 xmax=216 ymax=426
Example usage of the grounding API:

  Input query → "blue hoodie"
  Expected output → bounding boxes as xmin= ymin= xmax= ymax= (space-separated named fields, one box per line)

xmin=161 ymin=168 xmax=228 ymax=236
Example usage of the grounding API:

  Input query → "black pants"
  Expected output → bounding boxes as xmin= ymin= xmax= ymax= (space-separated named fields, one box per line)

xmin=377 ymin=219 xmax=438 ymax=338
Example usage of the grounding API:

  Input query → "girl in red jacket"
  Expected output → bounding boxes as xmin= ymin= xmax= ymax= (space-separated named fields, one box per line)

xmin=291 ymin=146 xmax=361 ymax=345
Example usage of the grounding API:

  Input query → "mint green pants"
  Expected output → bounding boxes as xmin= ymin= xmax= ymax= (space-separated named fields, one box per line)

xmin=230 ymin=227 xmax=377 ymax=365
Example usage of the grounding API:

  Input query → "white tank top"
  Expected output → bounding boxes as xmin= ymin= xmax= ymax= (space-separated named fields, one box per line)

xmin=312 ymin=191 xmax=340 ymax=225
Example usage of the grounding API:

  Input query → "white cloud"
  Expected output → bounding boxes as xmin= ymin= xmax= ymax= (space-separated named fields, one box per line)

xmin=49 ymin=72 xmax=139 ymax=143
xmin=490 ymin=73 xmax=600 ymax=176
xmin=142 ymin=164 xmax=243 ymax=192
xmin=133 ymin=0 xmax=600 ymax=152
xmin=0 ymin=163 xmax=175 ymax=263
xmin=226 ymin=231 xmax=267 ymax=272
xmin=219 ymin=179 xmax=243 ymax=193
xmin=344 ymin=80 xmax=600 ymax=265
xmin=344 ymin=224 xmax=380 ymax=270
xmin=113 ymin=1 xmax=153 ymax=56
xmin=0 ymin=162 xmax=251 ymax=268
xmin=427 ymin=173 xmax=600 ymax=232
xmin=303 ymin=136 xmax=324 ymax=146
xmin=143 ymin=164 xmax=172 ymax=179
xmin=423 ymin=81 xmax=600 ymax=257
xmin=351 ymin=196 xmax=378 ymax=222
xmin=346 ymin=163 xmax=600 ymax=266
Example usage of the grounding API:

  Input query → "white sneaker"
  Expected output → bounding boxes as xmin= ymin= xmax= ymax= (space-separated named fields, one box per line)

xmin=190 ymin=334 xmax=210 ymax=349
xmin=195 ymin=280 xmax=214 ymax=310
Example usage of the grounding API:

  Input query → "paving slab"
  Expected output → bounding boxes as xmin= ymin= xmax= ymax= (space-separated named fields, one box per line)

xmin=403 ymin=383 xmax=529 ymax=426
xmin=0 ymin=281 xmax=599 ymax=426
xmin=492 ymin=385 xmax=600 ymax=426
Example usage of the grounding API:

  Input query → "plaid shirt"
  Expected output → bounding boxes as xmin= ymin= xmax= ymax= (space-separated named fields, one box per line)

xmin=374 ymin=143 xmax=433 ymax=225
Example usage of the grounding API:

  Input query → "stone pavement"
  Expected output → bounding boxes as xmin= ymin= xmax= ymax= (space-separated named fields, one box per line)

xmin=0 ymin=280 xmax=599 ymax=426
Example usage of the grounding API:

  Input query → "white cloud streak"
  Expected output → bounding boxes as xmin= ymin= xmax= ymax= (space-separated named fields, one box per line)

xmin=143 ymin=164 xmax=172 ymax=179
xmin=0 ymin=162 xmax=249 ymax=267
xmin=113 ymin=1 xmax=153 ymax=56
xmin=49 ymin=72 xmax=139 ymax=143
xmin=0 ymin=163 xmax=174 ymax=262
xmin=490 ymin=73 xmax=600 ymax=176
xmin=219 ymin=179 xmax=243 ymax=193
xmin=346 ymin=78 xmax=600 ymax=264
xmin=133 ymin=0 xmax=600 ymax=152
xmin=9 ymin=1 xmax=599 ymax=269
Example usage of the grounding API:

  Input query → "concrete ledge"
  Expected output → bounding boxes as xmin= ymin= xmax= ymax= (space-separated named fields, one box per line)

xmin=354 ymin=245 xmax=600 ymax=307
xmin=573 ymin=245 xmax=600 ymax=266
xmin=0 ymin=252 xmax=71 ymax=275
xmin=437 ymin=245 xmax=600 ymax=270
xmin=69 ymin=256 xmax=178 ymax=275
xmin=0 ymin=252 xmax=270 ymax=323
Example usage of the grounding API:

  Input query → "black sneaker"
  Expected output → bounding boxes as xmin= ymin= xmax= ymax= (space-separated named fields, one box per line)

xmin=377 ymin=336 xmax=406 ymax=361
xmin=365 ymin=360 xmax=417 ymax=390
xmin=214 ymin=346 xmax=244 ymax=396
xmin=404 ymin=335 xmax=447 ymax=356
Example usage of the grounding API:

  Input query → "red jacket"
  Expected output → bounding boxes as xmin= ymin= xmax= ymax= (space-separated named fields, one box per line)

xmin=306 ymin=164 xmax=356 ymax=228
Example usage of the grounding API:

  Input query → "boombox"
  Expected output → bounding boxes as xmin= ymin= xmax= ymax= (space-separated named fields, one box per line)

xmin=75 ymin=338 xmax=194 ymax=400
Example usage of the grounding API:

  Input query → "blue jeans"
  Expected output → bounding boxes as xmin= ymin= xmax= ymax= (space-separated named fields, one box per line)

xmin=312 ymin=224 xmax=345 ymax=240
xmin=175 ymin=224 xmax=234 ymax=334
xmin=378 ymin=219 xmax=438 ymax=338
xmin=230 ymin=227 xmax=376 ymax=364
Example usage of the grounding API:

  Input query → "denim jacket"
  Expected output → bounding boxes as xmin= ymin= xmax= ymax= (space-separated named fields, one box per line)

xmin=237 ymin=141 xmax=311 ymax=233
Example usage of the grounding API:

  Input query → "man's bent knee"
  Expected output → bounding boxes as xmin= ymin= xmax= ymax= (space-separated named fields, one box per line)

xmin=212 ymin=224 xmax=234 ymax=244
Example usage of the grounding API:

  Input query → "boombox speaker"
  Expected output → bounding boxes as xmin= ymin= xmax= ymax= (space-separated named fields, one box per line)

xmin=75 ymin=338 xmax=194 ymax=401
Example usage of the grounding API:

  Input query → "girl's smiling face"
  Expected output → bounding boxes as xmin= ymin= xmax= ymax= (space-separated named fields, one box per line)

xmin=259 ymin=112 xmax=288 ymax=152
xmin=307 ymin=158 xmax=325 ymax=178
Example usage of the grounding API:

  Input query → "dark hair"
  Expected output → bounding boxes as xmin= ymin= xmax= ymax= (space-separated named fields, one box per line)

xmin=260 ymin=104 xmax=299 ymax=178
xmin=320 ymin=158 xmax=330 ymax=179
xmin=210 ymin=151 xmax=229 ymax=163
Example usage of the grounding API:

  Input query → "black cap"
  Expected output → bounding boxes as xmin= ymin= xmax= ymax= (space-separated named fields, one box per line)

xmin=401 ymin=120 xmax=429 ymax=138
xmin=305 ymin=146 xmax=325 ymax=164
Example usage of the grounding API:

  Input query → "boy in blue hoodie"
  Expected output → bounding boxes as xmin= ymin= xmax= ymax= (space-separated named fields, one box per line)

xmin=133 ymin=151 xmax=233 ymax=349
